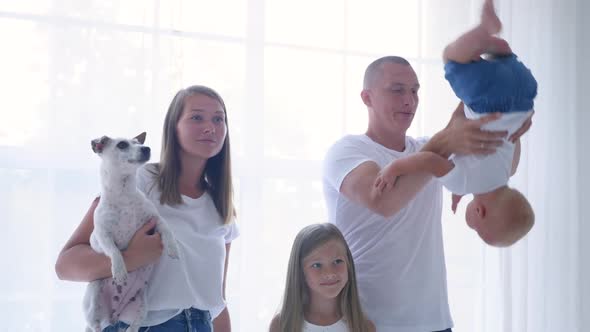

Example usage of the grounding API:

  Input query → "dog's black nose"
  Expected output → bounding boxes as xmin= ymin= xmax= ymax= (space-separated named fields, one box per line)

xmin=141 ymin=147 xmax=151 ymax=159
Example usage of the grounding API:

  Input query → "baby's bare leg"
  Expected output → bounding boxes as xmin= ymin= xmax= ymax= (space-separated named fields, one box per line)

xmin=443 ymin=0 xmax=511 ymax=63
xmin=481 ymin=0 xmax=502 ymax=35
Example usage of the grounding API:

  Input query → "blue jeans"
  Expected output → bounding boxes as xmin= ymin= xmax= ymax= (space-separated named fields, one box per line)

xmin=102 ymin=308 xmax=212 ymax=332
xmin=444 ymin=53 xmax=537 ymax=114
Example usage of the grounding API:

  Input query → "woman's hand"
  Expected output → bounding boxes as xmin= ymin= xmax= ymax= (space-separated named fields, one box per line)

xmin=123 ymin=218 xmax=164 ymax=271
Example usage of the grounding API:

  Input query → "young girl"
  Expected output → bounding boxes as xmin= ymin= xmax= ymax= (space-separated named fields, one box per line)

xmin=55 ymin=85 xmax=239 ymax=331
xmin=269 ymin=223 xmax=375 ymax=332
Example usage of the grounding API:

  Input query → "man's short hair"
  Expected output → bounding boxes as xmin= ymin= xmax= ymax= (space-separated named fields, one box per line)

xmin=363 ymin=56 xmax=411 ymax=89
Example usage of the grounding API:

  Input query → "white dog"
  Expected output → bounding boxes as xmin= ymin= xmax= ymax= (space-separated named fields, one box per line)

xmin=83 ymin=132 xmax=179 ymax=332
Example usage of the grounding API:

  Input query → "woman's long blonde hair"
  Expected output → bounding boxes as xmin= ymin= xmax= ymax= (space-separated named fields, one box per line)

xmin=150 ymin=85 xmax=235 ymax=225
xmin=277 ymin=223 xmax=371 ymax=332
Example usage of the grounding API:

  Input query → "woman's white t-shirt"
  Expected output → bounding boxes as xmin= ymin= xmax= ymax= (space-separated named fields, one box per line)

xmin=135 ymin=164 xmax=239 ymax=326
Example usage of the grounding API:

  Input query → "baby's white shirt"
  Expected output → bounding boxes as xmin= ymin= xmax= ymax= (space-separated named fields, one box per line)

xmin=438 ymin=106 xmax=533 ymax=195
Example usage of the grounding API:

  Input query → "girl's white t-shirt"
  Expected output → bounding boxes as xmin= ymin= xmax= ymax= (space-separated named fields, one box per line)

xmin=135 ymin=164 xmax=239 ymax=326
xmin=303 ymin=319 xmax=348 ymax=332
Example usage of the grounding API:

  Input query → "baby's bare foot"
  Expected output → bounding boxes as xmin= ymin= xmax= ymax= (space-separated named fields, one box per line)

xmin=481 ymin=0 xmax=502 ymax=34
xmin=487 ymin=36 xmax=512 ymax=55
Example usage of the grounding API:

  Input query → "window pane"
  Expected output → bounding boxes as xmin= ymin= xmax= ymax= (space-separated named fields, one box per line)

xmin=0 ymin=168 xmax=99 ymax=331
xmin=421 ymin=0 xmax=475 ymax=60
xmin=0 ymin=0 xmax=51 ymax=15
xmin=344 ymin=55 xmax=372 ymax=134
xmin=265 ymin=0 xmax=345 ymax=49
xmin=25 ymin=23 xmax=157 ymax=165
xmin=415 ymin=62 xmax=459 ymax=136
xmin=0 ymin=1 xmax=157 ymax=27
xmin=0 ymin=19 xmax=49 ymax=147
xmin=264 ymin=47 xmax=344 ymax=160
xmin=346 ymin=0 xmax=420 ymax=56
xmin=224 ymin=176 xmax=326 ymax=331
xmin=0 ymin=18 xmax=246 ymax=167
xmin=159 ymin=0 xmax=246 ymax=38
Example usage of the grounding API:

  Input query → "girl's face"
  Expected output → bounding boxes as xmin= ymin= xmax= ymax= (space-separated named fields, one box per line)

xmin=176 ymin=94 xmax=227 ymax=161
xmin=302 ymin=239 xmax=349 ymax=301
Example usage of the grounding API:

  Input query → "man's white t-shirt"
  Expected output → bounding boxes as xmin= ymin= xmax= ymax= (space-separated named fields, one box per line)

xmin=439 ymin=106 xmax=533 ymax=195
xmin=135 ymin=164 xmax=239 ymax=326
xmin=323 ymin=135 xmax=453 ymax=332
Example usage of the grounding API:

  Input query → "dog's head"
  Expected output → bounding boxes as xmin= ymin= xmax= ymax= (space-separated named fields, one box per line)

xmin=91 ymin=132 xmax=151 ymax=170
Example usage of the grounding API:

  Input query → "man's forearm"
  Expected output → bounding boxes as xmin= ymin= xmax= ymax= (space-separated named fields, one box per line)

xmin=421 ymin=130 xmax=453 ymax=158
xmin=370 ymin=171 xmax=432 ymax=218
xmin=386 ymin=152 xmax=453 ymax=178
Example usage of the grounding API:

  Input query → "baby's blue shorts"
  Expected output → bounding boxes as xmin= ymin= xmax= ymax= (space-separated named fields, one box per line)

xmin=444 ymin=54 xmax=537 ymax=113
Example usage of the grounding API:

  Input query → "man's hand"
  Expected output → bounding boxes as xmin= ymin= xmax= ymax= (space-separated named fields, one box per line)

xmin=509 ymin=110 xmax=534 ymax=143
xmin=445 ymin=102 xmax=507 ymax=155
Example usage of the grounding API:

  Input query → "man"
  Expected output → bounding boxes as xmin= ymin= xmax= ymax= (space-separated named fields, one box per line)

xmin=322 ymin=56 xmax=530 ymax=331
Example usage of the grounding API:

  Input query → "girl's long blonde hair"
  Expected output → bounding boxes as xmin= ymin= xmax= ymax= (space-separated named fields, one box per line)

xmin=150 ymin=85 xmax=235 ymax=225
xmin=277 ymin=223 xmax=371 ymax=332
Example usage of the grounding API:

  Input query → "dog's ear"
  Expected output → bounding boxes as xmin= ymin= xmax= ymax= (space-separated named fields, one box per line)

xmin=134 ymin=132 xmax=147 ymax=144
xmin=91 ymin=136 xmax=110 ymax=154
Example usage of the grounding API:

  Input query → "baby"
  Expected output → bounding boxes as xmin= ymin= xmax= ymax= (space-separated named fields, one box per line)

xmin=375 ymin=0 xmax=535 ymax=247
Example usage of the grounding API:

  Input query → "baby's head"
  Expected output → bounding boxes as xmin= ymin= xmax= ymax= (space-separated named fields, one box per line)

xmin=466 ymin=187 xmax=534 ymax=247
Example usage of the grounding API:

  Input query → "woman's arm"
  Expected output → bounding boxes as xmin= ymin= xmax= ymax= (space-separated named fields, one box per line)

xmin=213 ymin=242 xmax=232 ymax=332
xmin=54 ymin=197 xmax=163 ymax=282
xmin=269 ymin=315 xmax=280 ymax=332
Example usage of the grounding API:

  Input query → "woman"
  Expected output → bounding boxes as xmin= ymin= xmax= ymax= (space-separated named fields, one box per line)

xmin=55 ymin=85 xmax=238 ymax=331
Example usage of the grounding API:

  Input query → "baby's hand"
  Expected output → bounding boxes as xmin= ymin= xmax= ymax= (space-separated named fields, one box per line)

xmin=374 ymin=167 xmax=398 ymax=194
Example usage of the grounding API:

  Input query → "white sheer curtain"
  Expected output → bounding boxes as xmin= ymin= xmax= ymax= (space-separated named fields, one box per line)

xmin=472 ymin=0 xmax=584 ymax=331
xmin=0 ymin=0 xmax=586 ymax=331
xmin=577 ymin=1 xmax=590 ymax=329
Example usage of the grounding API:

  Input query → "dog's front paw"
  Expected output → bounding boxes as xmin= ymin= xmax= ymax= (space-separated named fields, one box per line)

xmin=165 ymin=241 xmax=180 ymax=259
xmin=113 ymin=269 xmax=128 ymax=285
xmin=111 ymin=261 xmax=128 ymax=284
xmin=86 ymin=325 xmax=99 ymax=332
xmin=125 ymin=325 xmax=140 ymax=332
xmin=158 ymin=227 xmax=180 ymax=259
